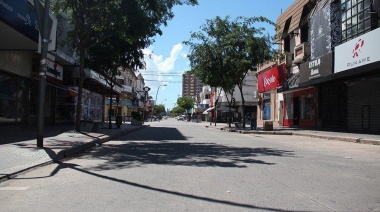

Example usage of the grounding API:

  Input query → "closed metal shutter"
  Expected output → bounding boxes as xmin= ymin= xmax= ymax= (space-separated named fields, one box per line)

xmin=320 ymin=81 xmax=347 ymax=129
xmin=347 ymin=77 xmax=380 ymax=132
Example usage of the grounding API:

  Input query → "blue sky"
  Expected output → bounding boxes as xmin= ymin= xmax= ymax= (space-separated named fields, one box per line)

xmin=138 ymin=0 xmax=294 ymax=110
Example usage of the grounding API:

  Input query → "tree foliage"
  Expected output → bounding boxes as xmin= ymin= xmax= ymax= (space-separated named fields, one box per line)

xmin=184 ymin=16 xmax=275 ymax=127
xmin=176 ymin=96 xmax=194 ymax=112
xmin=53 ymin=0 xmax=198 ymax=131
xmin=171 ymin=106 xmax=186 ymax=115
xmin=154 ymin=104 xmax=166 ymax=115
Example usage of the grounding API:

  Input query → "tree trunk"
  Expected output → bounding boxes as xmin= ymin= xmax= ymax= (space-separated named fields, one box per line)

xmin=75 ymin=50 xmax=85 ymax=132
xmin=108 ymin=82 xmax=113 ymax=129
xmin=238 ymin=85 xmax=246 ymax=128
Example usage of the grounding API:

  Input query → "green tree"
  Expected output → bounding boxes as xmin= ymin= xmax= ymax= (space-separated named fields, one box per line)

xmin=53 ymin=0 xmax=198 ymax=131
xmin=177 ymin=96 xmax=194 ymax=113
xmin=185 ymin=16 xmax=274 ymax=127
xmin=154 ymin=104 xmax=166 ymax=115
xmin=85 ymin=29 xmax=145 ymax=128
xmin=171 ymin=106 xmax=185 ymax=115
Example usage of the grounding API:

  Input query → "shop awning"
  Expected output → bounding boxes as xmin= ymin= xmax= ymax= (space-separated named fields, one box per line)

xmin=202 ymin=107 xmax=215 ymax=114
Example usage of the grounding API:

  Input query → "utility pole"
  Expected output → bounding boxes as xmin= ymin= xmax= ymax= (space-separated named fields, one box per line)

xmin=34 ymin=0 xmax=51 ymax=147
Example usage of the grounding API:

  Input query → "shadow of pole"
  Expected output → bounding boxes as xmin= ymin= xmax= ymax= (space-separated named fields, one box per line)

xmin=28 ymin=161 xmax=301 ymax=212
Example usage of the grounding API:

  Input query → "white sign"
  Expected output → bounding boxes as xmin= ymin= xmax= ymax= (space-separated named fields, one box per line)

xmin=335 ymin=27 xmax=380 ymax=73
xmin=123 ymin=85 xmax=132 ymax=93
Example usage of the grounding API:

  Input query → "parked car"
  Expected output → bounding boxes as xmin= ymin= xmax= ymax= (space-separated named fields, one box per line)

xmin=177 ymin=115 xmax=185 ymax=121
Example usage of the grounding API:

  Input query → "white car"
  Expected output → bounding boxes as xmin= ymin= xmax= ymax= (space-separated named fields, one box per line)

xmin=177 ymin=115 xmax=185 ymax=121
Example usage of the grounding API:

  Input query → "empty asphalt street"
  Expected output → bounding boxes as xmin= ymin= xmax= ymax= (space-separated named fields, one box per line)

xmin=1 ymin=118 xmax=380 ymax=212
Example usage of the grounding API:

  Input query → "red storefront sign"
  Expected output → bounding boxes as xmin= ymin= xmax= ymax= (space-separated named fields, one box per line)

xmin=257 ymin=64 xmax=285 ymax=93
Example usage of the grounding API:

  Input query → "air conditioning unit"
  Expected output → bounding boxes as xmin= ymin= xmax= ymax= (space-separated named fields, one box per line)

xmin=293 ymin=42 xmax=310 ymax=64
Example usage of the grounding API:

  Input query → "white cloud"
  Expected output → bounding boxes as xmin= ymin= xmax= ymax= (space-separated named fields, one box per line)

xmin=139 ymin=43 xmax=188 ymax=97
xmin=142 ymin=43 xmax=184 ymax=75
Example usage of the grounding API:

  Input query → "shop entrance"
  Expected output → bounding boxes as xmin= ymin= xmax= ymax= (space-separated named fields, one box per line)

xmin=293 ymin=97 xmax=300 ymax=126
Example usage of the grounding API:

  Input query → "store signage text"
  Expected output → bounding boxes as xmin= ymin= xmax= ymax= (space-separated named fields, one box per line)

xmin=46 ymin=59 xmax=63 ymax=81
xmin=264 ymin=75 xmax=276 ymax=86
xmin=0 ymin=0 xmax=39 ymax=41
xmin=300 ymin=52 xmax=333 ymax=83
xmin=309 ymin=58 xmax=321 ymax=78
xmin=257 ymin=64 xmax=285 ymax=93
xmin=335 ymin=27 xmax=380 ymax=73
xmin=347 ymin=57 xmax=370 ymax=68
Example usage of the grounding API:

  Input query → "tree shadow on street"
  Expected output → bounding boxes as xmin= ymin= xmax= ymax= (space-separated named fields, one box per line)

xmin=122 ymin=127 xmax=190 ymax=141
xmin=83 ymin=142 xmax=294 ymax=170
xmin=78 ymin=125 xmax=295 ymax=170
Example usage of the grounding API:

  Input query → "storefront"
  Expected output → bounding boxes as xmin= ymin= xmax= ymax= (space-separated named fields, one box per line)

xmin=0 ymin=68 xmax=30 ymax=124
xmin=0 ymin=1 xmax=39 ymax=124
xmin=333 ymin=27 xmax=380 ymax=133
xmin=286 ymin=52 xmax=334 ymax=128
xmin=257 ymin=64 xmax=286 ymax=127
xmin=283 ymin=88 xmax=316 ymax=128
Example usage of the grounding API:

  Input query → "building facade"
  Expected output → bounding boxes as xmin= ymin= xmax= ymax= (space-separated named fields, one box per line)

xmin=182 ymin=73 xmax=203 ymax=98
xmin=1 ymin=0 xmax=124 ymax=128
xmin=270 ymin=0 xmax=380 ymax=133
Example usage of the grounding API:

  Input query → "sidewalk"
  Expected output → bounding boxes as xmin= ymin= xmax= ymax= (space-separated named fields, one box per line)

xmin=0 ymin=122 xmax=148 ymax=183
xmin=205 ymin=122 xmax=380 ymax=145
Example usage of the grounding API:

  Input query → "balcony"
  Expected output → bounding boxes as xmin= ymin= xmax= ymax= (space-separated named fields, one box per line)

xmin=293 ymin=42 xmax=310 ymax=64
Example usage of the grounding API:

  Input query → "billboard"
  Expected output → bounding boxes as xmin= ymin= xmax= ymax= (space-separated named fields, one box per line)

xmin=309 ymin=3 xmax=341 ymax=60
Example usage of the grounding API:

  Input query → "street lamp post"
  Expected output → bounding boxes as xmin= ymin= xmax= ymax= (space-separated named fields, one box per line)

xmin=143 ymin=86 xmax=151 ymax=122
xmin=154 ymin=84 xmax=167 ymax=116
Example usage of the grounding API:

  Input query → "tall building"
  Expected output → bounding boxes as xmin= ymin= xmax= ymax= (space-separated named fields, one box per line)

xmin=182 ymin=73 xmax=203 ymax=98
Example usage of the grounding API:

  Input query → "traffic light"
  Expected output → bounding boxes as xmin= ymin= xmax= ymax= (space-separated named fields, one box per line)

xmin=116 ymin=96 xmax=120 ymax=103
xmin=232 ymin=97 xmax=236 ymax=106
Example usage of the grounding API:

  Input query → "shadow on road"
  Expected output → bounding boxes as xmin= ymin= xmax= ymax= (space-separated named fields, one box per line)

xmin=121 ymin=127 xmax=189 ymax=141
xmin=84 ymin=142 xmax=294 ymax=170
xmin=78 ymin=125 xmax=295 ymax=170
xmin=16 ymin=161 xmax=302 ymax=212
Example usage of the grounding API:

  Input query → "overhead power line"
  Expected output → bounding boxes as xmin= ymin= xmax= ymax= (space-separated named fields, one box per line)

xmin=144 ymin=79 xmax=182 ymax=83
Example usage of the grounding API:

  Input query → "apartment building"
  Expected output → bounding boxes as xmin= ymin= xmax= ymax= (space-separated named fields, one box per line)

xmin=182 ymin=73 xmax=203 ymax=98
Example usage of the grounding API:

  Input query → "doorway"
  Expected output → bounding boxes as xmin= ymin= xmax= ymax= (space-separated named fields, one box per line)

xmin=293 ymin=97 xmax=299 ymax=126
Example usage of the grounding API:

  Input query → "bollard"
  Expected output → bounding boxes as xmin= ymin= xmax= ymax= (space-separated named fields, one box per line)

xmin=116 ymin=115 xmax=122 ymax=128
xmin=250 ymin=118 xmax=257 ymax=130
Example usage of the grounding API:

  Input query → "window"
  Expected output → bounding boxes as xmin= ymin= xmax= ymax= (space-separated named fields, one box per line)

xmin=340 ymin=0 xmax=373 ymax=43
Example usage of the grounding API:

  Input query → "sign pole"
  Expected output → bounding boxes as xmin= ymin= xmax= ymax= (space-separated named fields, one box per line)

xmin=35 ymin=0 xmax=51 ymax=147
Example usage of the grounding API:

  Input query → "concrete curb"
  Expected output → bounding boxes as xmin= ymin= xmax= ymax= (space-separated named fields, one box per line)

xmin=0 ymin=125 xmax=149 ymax=183
xmin=291 ymin=132 xmax=380 ymax=145
xmin=205 ymin=125 xmax=380 ymax=146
